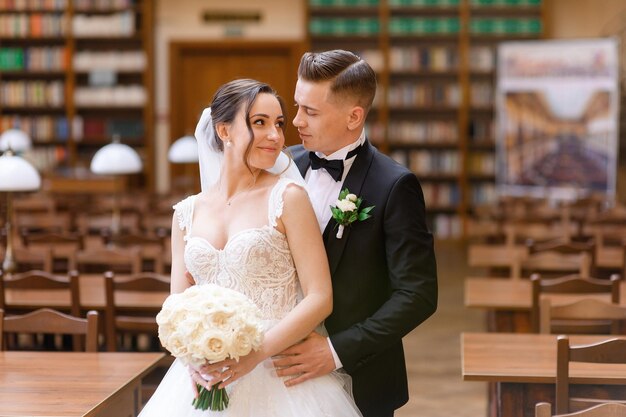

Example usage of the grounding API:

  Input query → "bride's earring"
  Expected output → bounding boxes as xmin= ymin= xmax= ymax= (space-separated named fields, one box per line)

xmin=225 ymin=140 xmax=232 ymax=148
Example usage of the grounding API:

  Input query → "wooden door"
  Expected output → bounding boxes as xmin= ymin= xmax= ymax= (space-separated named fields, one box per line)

xmin=169 ymin=41 xmax=304 ymax=188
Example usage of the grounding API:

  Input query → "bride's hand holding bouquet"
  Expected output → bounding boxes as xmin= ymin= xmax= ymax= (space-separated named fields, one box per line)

xmin=157 ymin=284 xmax=264 ymax=411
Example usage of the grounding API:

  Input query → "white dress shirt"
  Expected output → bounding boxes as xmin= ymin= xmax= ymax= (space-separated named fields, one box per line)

xmin=304 ymin=130 xmax=366 ymax=370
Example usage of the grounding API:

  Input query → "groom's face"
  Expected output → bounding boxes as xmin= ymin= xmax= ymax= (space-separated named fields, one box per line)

xmin=293 ymin=78 xmax=354 ymax=156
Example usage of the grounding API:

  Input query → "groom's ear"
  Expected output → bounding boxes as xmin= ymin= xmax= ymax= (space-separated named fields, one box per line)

xmin=346 ymin=106 xmax=365 ymax=131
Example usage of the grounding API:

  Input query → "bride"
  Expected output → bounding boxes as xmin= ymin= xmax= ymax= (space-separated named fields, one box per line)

xmin=138 ymin=79 xmax=363 ymax=416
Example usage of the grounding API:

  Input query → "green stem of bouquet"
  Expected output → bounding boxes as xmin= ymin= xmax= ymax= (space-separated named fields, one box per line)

xmin=192 ymin=384 xmax=229 ymax=411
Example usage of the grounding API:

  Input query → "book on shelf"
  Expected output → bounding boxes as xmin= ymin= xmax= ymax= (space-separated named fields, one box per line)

xmin=470 ymin=17 xmax=542 ymax=35
xmin=389 ymin=17 xmax=460 ymax=35
xmin=309 ymin=0 xmax=379 ymax=7
xmin=0 ymin=13 xmax=65 ymax=37
xmin=388 ymin=120 xmax=458 ymax=145
xmin=469 ymin=46 xmax=494 ymax=72
xmin=0 ymin=114 xmax=68 ymax=142
xmin=309 ymin=17 xmax=380 ymax=35
xmin=471 ymin=183 xmax=497 ymax=205
xmin=409 ymin=150 xmax=460 ymax=175
xmin=0 ymin=0 xmax=67 ymax=10
xmin=388 ymin=82 xmax=460 ymax=107
xmin=389 ymin=45 xmax=458 ymax=72
xmin=470 ymin=0 xmax=540 ymax=7
xmin=1 ymin=80 xmax=64 ymax=107
xmin=72 ymin=11 xmax=135 ymax=37
xmin=422 ymin=182 xmax=461 ymax=207
xmin=389 ymin=0 xmax=460 ymax=7
xmin=431 ymin=214 xmax=461 ymax=239
xmin=468 ymin=152 xmax=495 ymax=175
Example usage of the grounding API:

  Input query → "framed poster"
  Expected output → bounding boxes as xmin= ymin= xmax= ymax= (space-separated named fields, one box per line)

xmin=496 ymin=38 xmax=620 ymax=200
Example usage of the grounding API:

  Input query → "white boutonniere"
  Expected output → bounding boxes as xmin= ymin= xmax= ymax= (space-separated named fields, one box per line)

xmin=330 ymin=188 xmax=375 ymax=239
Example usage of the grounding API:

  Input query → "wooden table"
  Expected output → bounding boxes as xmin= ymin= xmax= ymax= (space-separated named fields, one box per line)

xmin=464 ymin=277 xmax=626 ymax=332
xmin=3 ymin=274 xmax=168 ymax=312
xmin=0 ymin=351 xmax=164 ymax=416
xmin=462 ymin=332 xmax=626 ymax=417
xmin=468 ymin=244 xmax=623 ymax=272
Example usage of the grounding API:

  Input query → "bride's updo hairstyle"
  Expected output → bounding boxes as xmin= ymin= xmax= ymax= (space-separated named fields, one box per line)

xmin=210 ymin=78 xmax=286 ymax=172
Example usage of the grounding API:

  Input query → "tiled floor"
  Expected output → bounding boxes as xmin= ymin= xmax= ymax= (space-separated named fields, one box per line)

xmin=396 ymin=240 xmax=487 ymax=417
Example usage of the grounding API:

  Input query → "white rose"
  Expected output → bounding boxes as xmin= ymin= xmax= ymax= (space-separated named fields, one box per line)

xmin=203 ymin=336 xmax=228 ymax=362
xmin=231 ymin=332 xmax=253 ymax=360
xmin=336 ymin=199 xmax=357 ymax=212
xmin=346 ymin=193 xmax=357 ymax=202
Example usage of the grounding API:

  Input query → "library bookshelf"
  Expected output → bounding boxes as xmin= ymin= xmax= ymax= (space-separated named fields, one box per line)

xmin=0 ymin=0 xmax=154 ymax=191
xmin=306 ymin=0 xmax=545 ymax=238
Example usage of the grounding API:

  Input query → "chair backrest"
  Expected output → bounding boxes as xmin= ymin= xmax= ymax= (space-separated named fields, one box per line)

xmin=531 ymin=274 xmax=621 ymax=332
xmin=76 ymin=211 xmax=141 ymax=236
xmin=536 ymin=402 xmax=626 ymax=417
xmin=15 ymin=211 xmax=71 ymax=235
xmin=556 ymin=335 xmax=626 ymax=414
xmin=0 ymin=308 xmax=99 ymax=352
xmin=513 ymin=250 xmax=593 ymax=280
xmin=104 ymin=271 xmax=170 ymax=351
xmin=22 ymin=231 xmax=84 ymax=251
xmin=540 ymin=298 xmax=626 ymax=334
xmin=21 ymin=232 xmax=84 ymax=273
xmin=72 ymin=247 xmax=142 ymax=274
xmin=101 ymin=231 xmax=167 ymax=273
xmin=0 ymin=269 xmax=80 ymax=317
xmin=1 ymin=247 xmax=54 ymax=274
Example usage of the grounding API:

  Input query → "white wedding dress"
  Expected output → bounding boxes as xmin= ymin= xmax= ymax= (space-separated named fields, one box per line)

xmin=139 ymin=177 xmax=362 ymax=417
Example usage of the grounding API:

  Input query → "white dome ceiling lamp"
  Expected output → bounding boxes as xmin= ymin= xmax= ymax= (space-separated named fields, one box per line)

xmin=90 ymin=134 xmax=143 ymax=235
xmin=0 ymin=128 xmax=32 ymax=154
xmin=0 ymin=135 xmax=41 ymax=272
xmin=168 ymin=134 xmax=199 ymax=194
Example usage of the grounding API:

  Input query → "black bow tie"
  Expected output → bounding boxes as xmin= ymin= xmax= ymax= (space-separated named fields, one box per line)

xmin=309 ymin=144 xmax=362 ymax=182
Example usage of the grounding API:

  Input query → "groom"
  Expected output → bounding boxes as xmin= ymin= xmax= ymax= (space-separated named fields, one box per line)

xmin=275 ymin=50 xmax=438 ymax=417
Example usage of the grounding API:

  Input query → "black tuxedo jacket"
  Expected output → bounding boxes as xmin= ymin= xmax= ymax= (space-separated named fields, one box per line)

xmin=291 ymin=140 xmax=438 ymax=416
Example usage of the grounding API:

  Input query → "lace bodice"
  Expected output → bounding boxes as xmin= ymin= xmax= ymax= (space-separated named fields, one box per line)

xmin=173 ymin=178 xmax=300 ymax=321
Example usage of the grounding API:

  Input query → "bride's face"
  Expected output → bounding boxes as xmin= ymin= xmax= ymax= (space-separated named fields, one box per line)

xmin=229 ymin=93 xmax=285 ymax=171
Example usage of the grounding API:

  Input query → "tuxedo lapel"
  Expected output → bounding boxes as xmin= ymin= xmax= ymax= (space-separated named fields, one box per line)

xmin=324 ymin=141 xmax=375 ymax=275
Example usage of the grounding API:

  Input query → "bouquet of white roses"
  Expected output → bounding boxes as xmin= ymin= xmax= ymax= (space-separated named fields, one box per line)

xmin=157 ymin=284 xmax=264 ymax=411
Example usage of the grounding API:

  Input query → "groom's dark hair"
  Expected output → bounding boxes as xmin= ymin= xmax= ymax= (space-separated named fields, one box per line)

xmin=297 ymin=49 xmax=377 ymax=112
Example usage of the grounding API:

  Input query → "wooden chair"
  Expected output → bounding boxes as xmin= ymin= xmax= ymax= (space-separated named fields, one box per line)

xmin=513 ymin=245 xmax=593 ymax=280
xmin=12 ymin=193 xmax=56 ymax=215
xmin=0 ymin=269 xmax=80 ymax=316
xmin=21 ymin=231 xmax=84 ymax=273
xmin=0 ymin=247 xmax=53 ymax=273
xmin=72 ymin=247 xmax=142 ymax=274
xmin=0 ymin=308 xmax=98 ymax=352
xmin=76 ymin=210 xmax=141 ymax=237
xmin=0 ymin=269 xmax=82 ymax=349
xmin=527 ymin=238 xmax=597 ymax=276
xmin=104 ymin=270 xmax=172 ymax=399
xmin=555 ymin=335 xmax=626 ymax=414
xmin=101 ymin=230 xmax=167 ymax=273
xmin=531 ymin=273 xmax=621 ymax=333
xmin=467 ymin=242 xmax=529 ymax=277
xmin=504 ymin=220 xmax=574 ymax=247
xmin=104 ymin=270 xmax=170 ymax=352
xmin=540 ymin=298 xmax=626 ymax=335
xmin=536 ymin=402 xmax=626 ymax=417
xmin=142 ymin=212 xmax=173 ymax=237
xmin=15 ymin=211 xmax=71 ymax=235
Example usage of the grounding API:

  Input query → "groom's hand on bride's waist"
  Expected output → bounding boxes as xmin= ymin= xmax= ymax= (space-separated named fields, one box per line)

xmin=273 ymin=332 xmax=335 ymax=387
